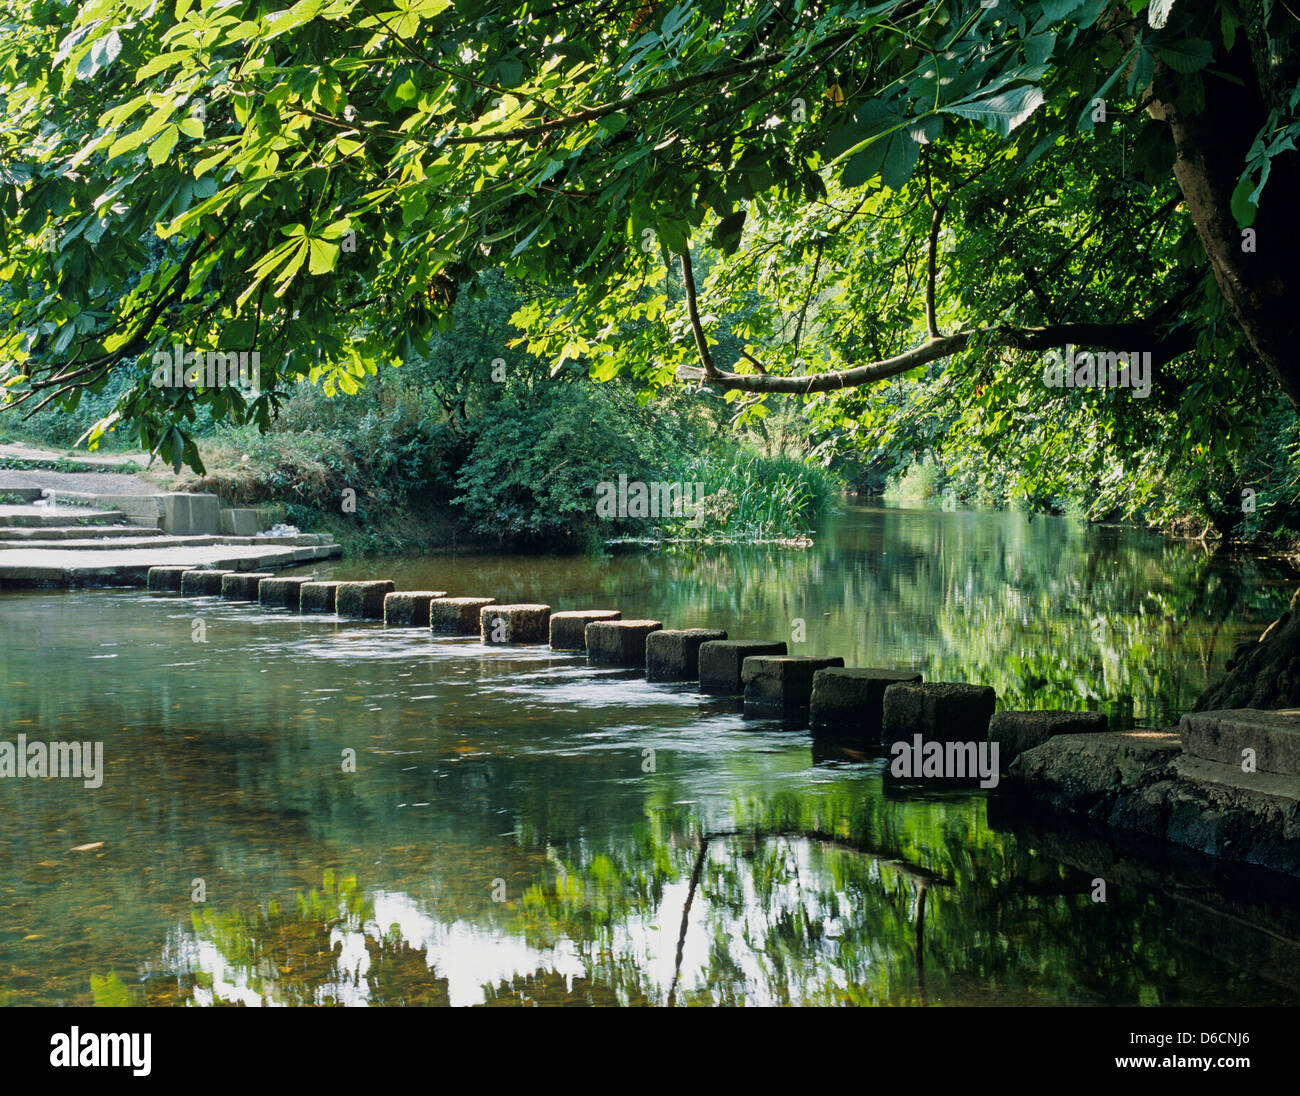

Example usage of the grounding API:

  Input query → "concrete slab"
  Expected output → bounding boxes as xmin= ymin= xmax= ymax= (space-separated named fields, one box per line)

xmin=219 ymin=508 xmax=260 ymax=536
xmin=1180 ymin=709 xmax=1300 ymax=776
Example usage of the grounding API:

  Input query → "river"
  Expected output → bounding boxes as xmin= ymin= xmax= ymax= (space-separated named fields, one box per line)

xmin=2 ymin=501 xmax=1298 ymax=1005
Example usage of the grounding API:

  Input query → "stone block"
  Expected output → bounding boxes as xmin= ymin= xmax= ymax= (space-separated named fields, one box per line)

xmin=481 ymin=604 xmax=551 ymax=644
xmin=300 ymin=581 xmax=343 ymax=613
xmin=646 ymin=628 xmax=728 ymax=681
xmin=220 ymin=571 xmax=275 ymax=601
xmin=742 ymin=655 xmax=845 ymax=711
xmin=259 ymin=576 xmax=312 ymax=609
xmin=145 ymin=566 xmax=189 ymax=592
xmin=549 ymin=610 xmax=621 ymax=650
xmin=180 ymin=569 xmax=233 ymax=596
xmin=430 ymin=597 xmax=495 ymax=634
xmin=988 ymin=709 xmax=1110 ymax=771
xmin=586 ymin=619 xmax=663 ymax=665
xmin=697 ymin=640 xmax=788 ymax=694
xmin=219 ymin=508 xmax=261 ymax=536
xmin=881 ymin=682 xmax=997 ymax=744
xmin=384 ymin=590 xmax=448 ymax=627
xmin=810 ymin=668 xmax=924 ymax=734
xmin=336 ymin=580 xmax=395 ymax=619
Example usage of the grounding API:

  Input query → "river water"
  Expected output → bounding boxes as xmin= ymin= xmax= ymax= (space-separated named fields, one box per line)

xmin=2 ymin=501 xmax=1299 ymax=1006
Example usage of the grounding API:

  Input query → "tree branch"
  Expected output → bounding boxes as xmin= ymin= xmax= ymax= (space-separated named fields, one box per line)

xmin=676 ymin=321 xmax=1196 ymax=393
xmin=679 ymin=249 xmax=719 ymax=378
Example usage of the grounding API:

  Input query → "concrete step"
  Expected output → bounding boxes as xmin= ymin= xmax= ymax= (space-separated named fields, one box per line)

xmin=0 ymin=525 xmax=161 ymax=541
xmin=0 ymin=505 xmax=128 ymax=527
xmin=1180 ymin=709 xmax=1300 ymax=776
xmin=1173 ymin=755 xmax=1300 ymax=806
xmin=0 ymin=532 xmax=331 ymax=552
xmin=0 ymin=541 xmax=341 ymax=588
xmin=0 ymin=487 xmax=47 ymax=502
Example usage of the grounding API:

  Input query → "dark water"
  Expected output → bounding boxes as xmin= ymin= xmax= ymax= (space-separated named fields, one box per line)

xmin=2 ymin=501 xmax=1299 ymax=1006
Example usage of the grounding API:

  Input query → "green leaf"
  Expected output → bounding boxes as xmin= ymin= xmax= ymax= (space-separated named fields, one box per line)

xmin=1155 ymin=37 xmax=1212 ymax=74
xmin=1230 ymin=175 xmax=1257 ymax=228
xmin=940 ymin=85 xmax=1045 ymax=137
xmin=308 ymin=237 xmax=339 ymax=274
xmin=148 ymin=125 xmax=179 ymax=166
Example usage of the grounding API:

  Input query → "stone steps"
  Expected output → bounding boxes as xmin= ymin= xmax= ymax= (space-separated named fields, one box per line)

xmin=0 ymin=505 xmax=129 ymax=527
xmin=0 ymin=532 xmax=332 ymax=551
xmin=0 ymin=524 xmax=162 ymax=541
xmin=0 ymin=542 xmax=340 ymax=587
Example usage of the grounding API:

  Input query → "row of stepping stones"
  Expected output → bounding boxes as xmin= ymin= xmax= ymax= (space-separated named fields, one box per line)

xmin=146 ymin=566 xmax=1108 ymax=766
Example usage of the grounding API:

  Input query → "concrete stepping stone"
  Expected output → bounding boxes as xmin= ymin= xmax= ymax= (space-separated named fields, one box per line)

xmin=881 ymin=682 xmax=997 ymax=744
xmin=1179 ymin=709 xmax=1300 ymax=776
xmin=259 ymin=576 xmax=312 ymax=609
xmin=810 ymin=668 xmax=923 ymax=734
xmin=430 ymin=597 xmax=495 ymax=634
xmin=742 ymin=655 xmax=845 ymax=711
xmin=180 ymin=568 xmax=234 ymax=596
xmin=549 ymin=610 xmax=621 ymax=650
xmin=988 ymin=709 xmax=1109 ymax=772
xmin=384 ymin=590 xmax=449 ymax=627
xmin=646 ymin=628 xmax=728 ymax=681
xmin=698 ymin=640 xmax=788 ymax=694
xmin=336 ymin=580 xmax=395 ymax=619
xmin=586 ymin=619 xmax=663 ymax=665
xmin=220 ymin=571 xmax=275 ymax=601
xmin=145 ymin=565 xmax=190 ymax=592
xmin=300 ymin=581 xmax=343 ymax=613
xmin=481 ymin=604 xmax=551 ymax=644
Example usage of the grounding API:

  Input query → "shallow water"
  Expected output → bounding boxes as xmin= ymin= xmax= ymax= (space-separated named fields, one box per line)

xmin=1 ymin=501 xmax=1298 ymax=1006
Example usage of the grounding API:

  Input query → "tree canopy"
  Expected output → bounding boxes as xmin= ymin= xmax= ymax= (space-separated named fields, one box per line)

xmin=1 ymin=0 xmax=1297 ymax=472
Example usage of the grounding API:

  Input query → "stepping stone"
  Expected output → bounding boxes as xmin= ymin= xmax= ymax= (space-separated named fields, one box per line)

xmin=146 ymin=566 xmax=190 ymax=592
xmin=220 ymin=571 xmax=275 ymax=601
xmin=698 ymin=640 xmax=788 ymax=694
xmin=810 ymin=668 xmax=924 ymax=734
xmin=259 ymin=576 xmax=312 ymax=609
xmin=180 ymin=569 xmax=234 ymax=596
xmin=549 ymin=610 xmax=621 ymax=650
xmin=300 ymin=581 xmax=343 ymax=612
xmin=481 ymin=604 xmax=551 ymax=644
xmin=586 ymin=619 xmax=663 ymax=665
xmin=430 ymin=597 xmax=495 ymax=634
xmin=881 ymin=682 xmax=997 ymax=744
xmin=742 ymin=655 xmax=845 ymax=711
xmin=988 ymin=709 xmax=1110 ymax=771
xmin=1179 ymin=709 xmax=1300 ymax=776
xmin=384 ymin=590 xmax=449 ymax=627
xmin=336 ymin=580 xmax=395 ymax=619
xmin=646 ymin=628 xmax=728 ymax=681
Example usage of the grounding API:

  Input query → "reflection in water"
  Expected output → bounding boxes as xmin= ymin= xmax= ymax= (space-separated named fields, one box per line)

xmin=0 ymin=502 xmax=1296 ymax=1006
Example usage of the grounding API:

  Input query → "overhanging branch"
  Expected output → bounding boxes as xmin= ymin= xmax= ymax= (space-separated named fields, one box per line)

xmin=676 ymin=322 xmax=1196 ymax=394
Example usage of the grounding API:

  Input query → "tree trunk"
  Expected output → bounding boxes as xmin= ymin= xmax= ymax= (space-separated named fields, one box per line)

xmin=1143 ymin=9 xmax=1300 ymax=407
